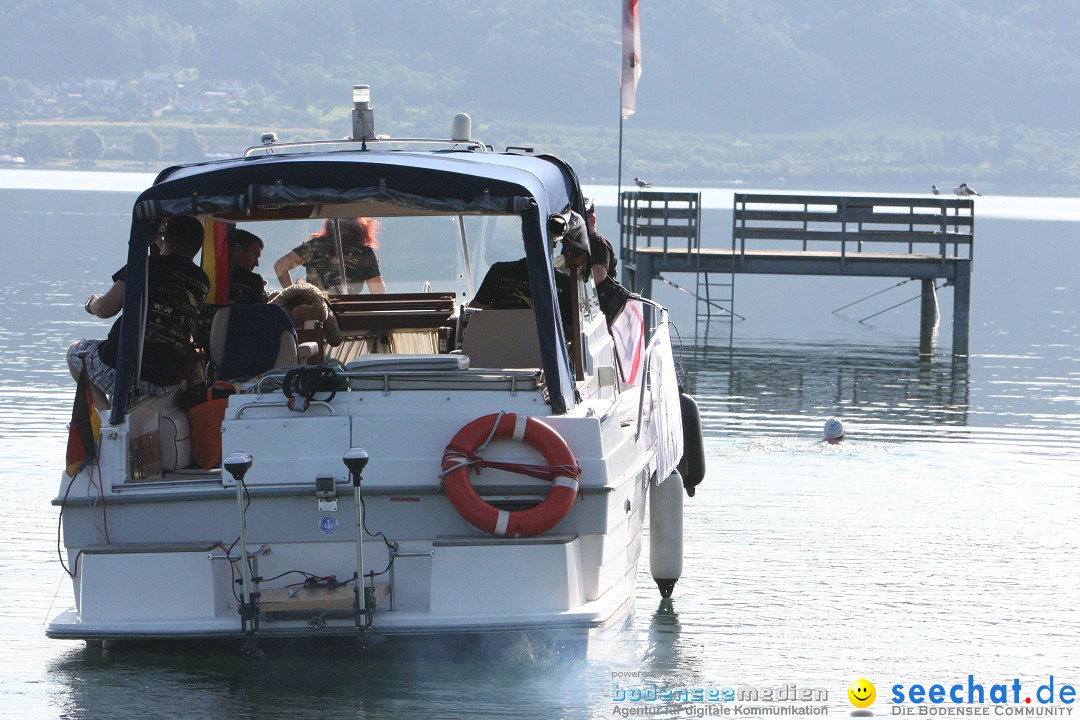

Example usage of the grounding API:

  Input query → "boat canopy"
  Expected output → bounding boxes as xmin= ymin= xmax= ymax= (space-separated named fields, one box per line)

xmin=110 ymin=149 xmax=586 ymax=424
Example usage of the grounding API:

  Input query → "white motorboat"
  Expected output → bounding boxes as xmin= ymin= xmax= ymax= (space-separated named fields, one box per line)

xmin=50 ymin=87 xmax=704 ymax=654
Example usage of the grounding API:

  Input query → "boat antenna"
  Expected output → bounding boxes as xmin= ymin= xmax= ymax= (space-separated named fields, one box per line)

xmin=451 ymin=113 xmax=472 ymax=143
xmin=352 ymin=85 xmax=375 ymax=142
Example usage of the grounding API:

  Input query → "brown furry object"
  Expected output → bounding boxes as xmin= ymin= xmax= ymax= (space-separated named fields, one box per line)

xmin=271 ymin=281 xmax=343 ymax=346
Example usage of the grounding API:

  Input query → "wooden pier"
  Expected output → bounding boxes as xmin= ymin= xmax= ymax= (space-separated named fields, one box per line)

xmin=619 ymin=192 xmax=974 ymax=355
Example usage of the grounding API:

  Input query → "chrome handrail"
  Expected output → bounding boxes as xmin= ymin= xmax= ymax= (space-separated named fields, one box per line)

xmin=244 ymin=136 xmax=488 ymax=157
xmin=234 ymin=401 xmax=336 ymax=418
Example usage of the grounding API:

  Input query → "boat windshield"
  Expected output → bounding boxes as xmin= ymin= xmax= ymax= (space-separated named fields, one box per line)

xmin=239 ymin=213 xmax=531 ymax=301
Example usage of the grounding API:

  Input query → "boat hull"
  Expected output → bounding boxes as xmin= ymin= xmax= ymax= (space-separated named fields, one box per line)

xmin=50 ymin=424 xmax=650 ymax=647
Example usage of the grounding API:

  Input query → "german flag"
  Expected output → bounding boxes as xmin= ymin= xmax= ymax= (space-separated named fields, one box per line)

xmin=201 ymin=218 xmax=231 ymax=305
xmin=65 ymin=357 xmax=102 ymax=477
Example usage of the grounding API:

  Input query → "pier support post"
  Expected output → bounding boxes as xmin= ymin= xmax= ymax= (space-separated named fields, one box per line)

xmin=633 ymin=253 xmax=655 ymax=300
xmin=919 ymin=279 xmax=939 ymax=355
xmin=951 ymin=261 xmax=972 ymax=356
xmin=634 ymin=253 xmax=656 ymax=327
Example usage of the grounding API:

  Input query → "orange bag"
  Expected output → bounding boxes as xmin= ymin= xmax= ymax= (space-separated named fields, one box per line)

xmin=188 ymin=382 xmax=235 ymax=470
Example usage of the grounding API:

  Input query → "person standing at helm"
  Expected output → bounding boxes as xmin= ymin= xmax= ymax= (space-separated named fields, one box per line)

xmin=274 ymin=217 xmax=386 ymax=294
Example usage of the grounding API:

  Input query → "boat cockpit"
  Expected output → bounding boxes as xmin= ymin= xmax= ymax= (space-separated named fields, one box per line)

xmin=117 ymin=200 xmax=626 ymax=486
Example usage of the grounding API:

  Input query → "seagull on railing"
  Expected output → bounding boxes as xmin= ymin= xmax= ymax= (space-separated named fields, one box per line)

xmin=634 ymin=176 xmax=652 ymax=189
xmin=954 ymin=182 xmax=981 ymax=196
xmin=932 ymin=185 xmax=940 ymax=195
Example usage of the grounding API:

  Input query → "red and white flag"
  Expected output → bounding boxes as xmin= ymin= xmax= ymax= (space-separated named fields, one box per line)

xmin=611 ymin=298 xmax=645 ymax=387
xmin=620 ymin=0 xmax=642 ymax=119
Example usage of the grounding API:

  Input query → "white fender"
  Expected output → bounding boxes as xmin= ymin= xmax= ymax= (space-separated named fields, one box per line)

xmin=649 ymin=469 xmax=684 ymax=598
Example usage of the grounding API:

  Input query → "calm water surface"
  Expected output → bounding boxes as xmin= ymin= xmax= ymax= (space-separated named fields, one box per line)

xmin=0 ymin=179 xmax=1076 ymax=719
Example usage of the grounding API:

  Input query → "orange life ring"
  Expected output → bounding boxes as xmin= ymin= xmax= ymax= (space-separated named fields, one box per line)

xmin=441 ymin=412 xmax=580 ymax=538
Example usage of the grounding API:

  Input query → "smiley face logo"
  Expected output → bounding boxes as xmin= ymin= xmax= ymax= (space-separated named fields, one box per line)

xmin=848 ymin=678 xmax=876 ymax=708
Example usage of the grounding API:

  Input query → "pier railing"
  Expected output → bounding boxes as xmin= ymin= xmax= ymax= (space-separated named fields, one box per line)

xmin=732 ymin=193 xmax=974 ymax=268
xmin=617 ymin=190 xmax=976 ymax=355
xmin=619 ymin=191 xmax=701 ymax=266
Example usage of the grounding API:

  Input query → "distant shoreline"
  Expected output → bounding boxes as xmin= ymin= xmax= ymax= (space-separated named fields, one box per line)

xmin=4 ymin=167 xmax=1080 ymax=222
xmin=8 ymin=114 xmax=1080 ymax=199
xmin=7 ymin=158 xmax=1077 ymax=200
xmin=5 ymin=156 xmax=1080 ymax=202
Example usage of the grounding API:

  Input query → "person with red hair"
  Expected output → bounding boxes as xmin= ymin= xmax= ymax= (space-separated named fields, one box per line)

xmin=274 ymin=217 xmax=386 ymax=294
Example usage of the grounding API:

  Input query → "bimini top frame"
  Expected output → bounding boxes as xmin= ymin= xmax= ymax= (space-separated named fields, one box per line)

xmin=110 ymin=148 xmax=588 ymax=425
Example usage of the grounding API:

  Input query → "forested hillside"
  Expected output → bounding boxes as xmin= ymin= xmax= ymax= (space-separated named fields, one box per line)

xmin=4 ymin=0 xmax=1080 ymax=190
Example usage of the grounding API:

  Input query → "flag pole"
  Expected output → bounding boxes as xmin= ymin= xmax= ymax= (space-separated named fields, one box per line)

xmin=617 ymin=114 xmax=624 ymax=227
xmin=618 ymin=0 xmax=640 ymax=229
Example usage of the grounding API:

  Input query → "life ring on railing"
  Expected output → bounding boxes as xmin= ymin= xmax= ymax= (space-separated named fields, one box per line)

xmin=441 ymin=412 xmax=581 ymax=538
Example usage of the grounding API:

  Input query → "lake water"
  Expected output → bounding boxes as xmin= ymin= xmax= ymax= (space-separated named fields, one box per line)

xmin=0 ymin=172 xmax=1076 ymax=719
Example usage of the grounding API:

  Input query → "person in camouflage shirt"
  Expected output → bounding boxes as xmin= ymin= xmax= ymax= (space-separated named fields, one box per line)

xmin=274 ymin=217 xmax=386 ymax=295
xmin=69 ymin=216 xmax=209 ymax=408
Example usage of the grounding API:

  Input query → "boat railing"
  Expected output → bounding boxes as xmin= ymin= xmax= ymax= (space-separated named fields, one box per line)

xmin=342 ymin=368 xmax=540 ymax=395
xmin=248 ymin=364 xmax=542 ymax=400
xmin=243 ymin=136 xmax=491 ymax=158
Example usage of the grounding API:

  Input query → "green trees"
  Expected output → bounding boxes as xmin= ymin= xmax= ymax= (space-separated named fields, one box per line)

xmin=131 ymin=129 xmax=162 ymax=164
xmin=0 ymin=77 xmax=34 ymax=121
xmin=174 ymin=127 xmax=204 ymax=162
xmin=21 ymin=127 xmax=67 ymax=161
xmin=73 ymin=127 xmax=105 ymax=164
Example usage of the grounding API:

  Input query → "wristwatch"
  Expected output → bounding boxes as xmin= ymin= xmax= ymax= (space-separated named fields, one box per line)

xmin=84 ymin=296 xmax=95 ymax=315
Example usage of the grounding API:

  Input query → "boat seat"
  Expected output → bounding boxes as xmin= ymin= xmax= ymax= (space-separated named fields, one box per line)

xmin=459 ymin=309 xmax=543 ymax=368
xmin=208 ymin=304 xmax=301 ymax=381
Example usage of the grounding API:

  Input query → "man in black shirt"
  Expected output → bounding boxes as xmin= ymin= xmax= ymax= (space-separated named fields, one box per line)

xmin=195 ymin=227 xmax=271 ymax=349
xmin=584 ymin=197 xmax=618 ymax=285
xmin=228 ymin=228 xmax=269 ymax=304
xmin=68 ymin=216 xmax=210 ymax=409
xmin=470 ymin=257 xmax=573 ymax=329
xmin=583 ymin=197 xmax=632 ymax=323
